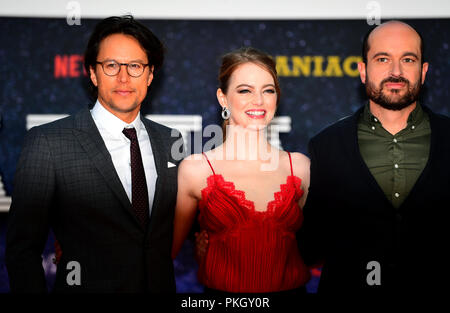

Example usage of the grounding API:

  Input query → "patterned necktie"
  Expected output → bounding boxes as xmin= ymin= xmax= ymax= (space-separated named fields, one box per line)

xmin=122 ymin=127 xmax=149 ymax=228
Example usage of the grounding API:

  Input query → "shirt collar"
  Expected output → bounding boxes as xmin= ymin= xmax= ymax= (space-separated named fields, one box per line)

xmin=406 ymin=102 xmax=425 ymax=125
xmin=91 ymin=100 xmax=143 ymax=139
xmin=362 ymin=101 xmax=425 ymax=127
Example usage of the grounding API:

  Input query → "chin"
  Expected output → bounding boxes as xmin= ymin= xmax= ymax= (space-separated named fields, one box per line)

xmin=246 ymin=123 xmax=269 ymax=131
xmin=384 ymin=90 xmax=405 ymax=97
xmin=113 ymin=102 xmax=140 ymax=112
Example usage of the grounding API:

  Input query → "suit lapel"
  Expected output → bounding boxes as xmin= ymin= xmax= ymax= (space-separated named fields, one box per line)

xmin=341 ymin=105 xmax=438 ymax=212
xmin=72 ymin=109 xmax=145 ymax=230
xmin=340 ymin=107 xmax=394 ymax=208
xmin=398 ymin=105 xmax=437 ymax=211
xmin=141 ymin=117 xmax=167 ymax=233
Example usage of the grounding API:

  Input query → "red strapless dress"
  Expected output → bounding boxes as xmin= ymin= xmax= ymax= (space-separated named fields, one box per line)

xmin=197 ymin=152 xmax=311 ymax=293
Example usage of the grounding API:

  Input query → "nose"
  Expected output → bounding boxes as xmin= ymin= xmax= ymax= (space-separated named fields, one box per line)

xmin=390 ymin=60 xmax=403 ymax=77
xmin=117 ymin=64 xmax=130 ymax=83
xmin=253 ymin=92 xmax=264 ymax=106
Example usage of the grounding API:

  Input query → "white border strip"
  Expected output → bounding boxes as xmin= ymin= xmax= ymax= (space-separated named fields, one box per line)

xmin=1 ymin=0 xmax=449 ymax=19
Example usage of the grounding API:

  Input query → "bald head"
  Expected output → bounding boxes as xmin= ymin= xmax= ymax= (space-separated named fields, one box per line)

xmin=358 ymin=20 xmax=429 ymax=112
xmin=362 ymin=20 xmax=424 ymax=64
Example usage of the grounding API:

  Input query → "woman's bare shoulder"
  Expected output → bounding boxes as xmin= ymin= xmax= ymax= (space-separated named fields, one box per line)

xmin=179 ymin=153 xmax=210 ymax=176
xmin=177 ymin=153 xmax=214 ymax=198
xmin=287 ymin=152 xmax=310 ymax=166
xmin=287 ymin=152 xmax=310 ymax=177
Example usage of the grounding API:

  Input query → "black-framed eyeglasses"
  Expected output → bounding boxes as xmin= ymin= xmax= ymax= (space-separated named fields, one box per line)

xmin=96 ymin=60 xmax=149 ymax=77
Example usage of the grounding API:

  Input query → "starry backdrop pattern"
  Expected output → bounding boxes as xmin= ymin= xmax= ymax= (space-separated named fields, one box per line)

xmin=0 ymin=17 xmax=449 ymax=292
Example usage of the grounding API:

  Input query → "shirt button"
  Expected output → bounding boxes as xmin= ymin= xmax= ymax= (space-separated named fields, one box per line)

xmin=374 ymin=117 xmax=378 ymax=122
xmin=411 ymin=125 xmax=415 ymax=130
xmin=394 ymin=164 xmax=399 ymax=169
xmin=394 ymin=192 xmax=400 ymax=198
xmin=371 ymin=126 xmax=375 ymax=130
xmin=393 ymin=138 xmax=398 ymax=143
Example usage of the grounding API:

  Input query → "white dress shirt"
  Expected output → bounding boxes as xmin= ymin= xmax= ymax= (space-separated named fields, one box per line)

xmin=91 ymin=100 xmax=157 ymax=216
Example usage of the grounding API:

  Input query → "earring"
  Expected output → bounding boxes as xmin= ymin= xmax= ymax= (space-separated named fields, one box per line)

xmin=221 ymin=107 xmax=230 ymax=120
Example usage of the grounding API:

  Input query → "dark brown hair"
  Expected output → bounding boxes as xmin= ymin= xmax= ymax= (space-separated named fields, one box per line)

xmin=219 ymin=47 xmax=281 ymax=102
xmin=84 ymin=15 xmax=165 ymax=99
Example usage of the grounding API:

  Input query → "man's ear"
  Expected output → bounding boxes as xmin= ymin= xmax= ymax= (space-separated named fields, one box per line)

xmin=147 ymin=65 xmax=154 ymax=87
xmin=421 ymin=62 xmax=429 ymax=85
xmin=89 ymin=66 xmax=98 ymax=87
xmin=358 ymin=62 xmax=367 ymax=84
xmin=216 ymin=88 xmax=227 ymax=108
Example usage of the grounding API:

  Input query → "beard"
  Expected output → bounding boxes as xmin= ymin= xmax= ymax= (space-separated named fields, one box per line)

xmin=365 ymin=75 xmax=422 ymax=111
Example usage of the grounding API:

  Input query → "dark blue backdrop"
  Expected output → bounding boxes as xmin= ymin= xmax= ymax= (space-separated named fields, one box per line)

xmin=0 ymin=17 xmax=449 ymax=293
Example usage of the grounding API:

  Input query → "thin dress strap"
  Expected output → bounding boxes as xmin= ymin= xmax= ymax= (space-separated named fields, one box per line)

xmin=202 ymin=152 xmax=216 ymax=175
xmin=287 ymin=152 xmax=293 ymax=176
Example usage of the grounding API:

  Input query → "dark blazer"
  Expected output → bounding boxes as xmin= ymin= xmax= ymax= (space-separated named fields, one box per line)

xmin=6 ymin=108 xmax=183 ymax=293
xmin=298 ymin=105 xmax=450 ymax=294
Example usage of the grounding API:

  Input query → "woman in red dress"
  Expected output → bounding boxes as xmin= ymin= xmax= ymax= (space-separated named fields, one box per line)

xmin=172 ymin=47 xmax=311 ymax=293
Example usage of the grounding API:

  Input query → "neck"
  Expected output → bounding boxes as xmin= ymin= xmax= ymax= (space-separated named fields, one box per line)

xmin=369 ymin=100 xmax=417 ymax=135
xmin=98 ymin=101 xmax=140 ymax=124
xmin=116 ymin=112 xmax=139 ymax=124
xmin=222 ymin=125 xmax=273 ymax=161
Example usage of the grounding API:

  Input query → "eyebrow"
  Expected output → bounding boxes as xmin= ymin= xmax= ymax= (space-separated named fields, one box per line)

xmin=235 ymin=83 xmax=275 ymax=89
xmin=372 ymin=52 xmax=419 ymax=59
xmin=102 ymin=58 xmax=148 ymax=63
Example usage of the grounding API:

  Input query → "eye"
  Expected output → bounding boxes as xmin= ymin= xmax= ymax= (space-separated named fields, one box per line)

xmin=376 ymin=57 xmax=388 ymax=63
xmin=403 ymin=58 xmax=416 ymax=63
xmin=129 ymin=63 xmax=143 ymax=70
xmin=264 ymin=89 xmax=276 ymax=94
xmin=105 ymin=61 xmax=118 ymax=69
xmin=238 ymin=89 xmax=250 ymax=94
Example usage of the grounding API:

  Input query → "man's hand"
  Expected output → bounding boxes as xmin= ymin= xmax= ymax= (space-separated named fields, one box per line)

xmin=53 ymin=240 xmax=62 ymax=265
xmin=194 ymin=230 xmax=209 ymax=263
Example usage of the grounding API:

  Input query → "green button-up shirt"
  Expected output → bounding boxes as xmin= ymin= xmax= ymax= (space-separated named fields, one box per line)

xmin=357 ymin=102 xmax=431 ymax=208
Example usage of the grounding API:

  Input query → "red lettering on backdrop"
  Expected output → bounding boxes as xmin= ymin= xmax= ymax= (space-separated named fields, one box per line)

xmin=54 ymin=55 xmax=69 ymax=78
xmin=54 ymin=54 xmax=86 ymax=78
xmin=69 ymin=55 xmax=81 ymax=77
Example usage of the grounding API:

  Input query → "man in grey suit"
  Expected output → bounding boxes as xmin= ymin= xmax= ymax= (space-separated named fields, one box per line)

xmin=6 ymin=15 xmax=183 ymax=293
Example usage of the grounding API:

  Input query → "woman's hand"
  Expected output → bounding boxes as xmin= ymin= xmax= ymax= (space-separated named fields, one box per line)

xmin=53 ymin=240 xmax=62 ymax=265
xmin=194 ymin=230 xmax=209 ymax=263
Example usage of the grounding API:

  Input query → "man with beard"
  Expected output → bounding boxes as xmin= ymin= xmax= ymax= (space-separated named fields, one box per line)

xmin=298 ymin=20 xmax=450 ymax=295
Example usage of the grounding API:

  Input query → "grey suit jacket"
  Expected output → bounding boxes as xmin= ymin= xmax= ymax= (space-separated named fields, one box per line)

xmin=6 ymin=108 xmax=183 ymax=293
